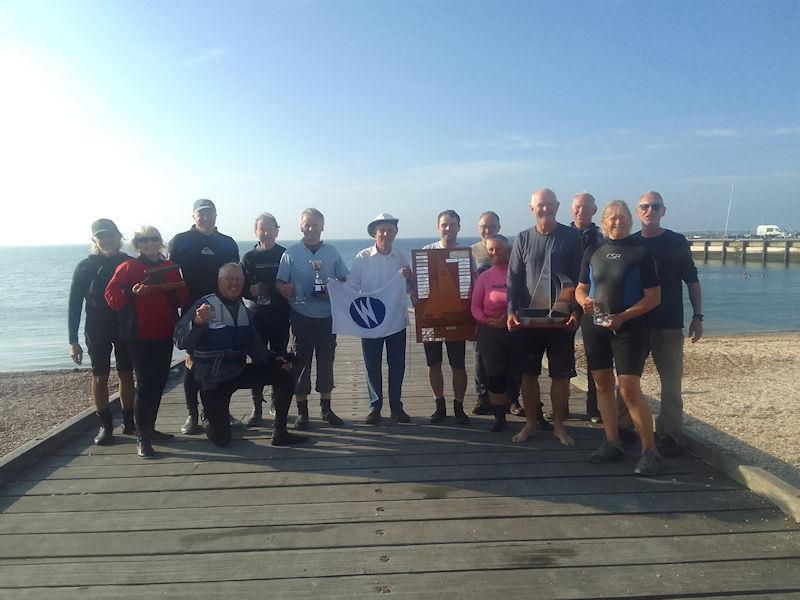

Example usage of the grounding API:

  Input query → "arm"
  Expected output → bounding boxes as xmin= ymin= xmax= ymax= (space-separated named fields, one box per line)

xmin=575 ymin=283 xmax=592 ymax=316
xmin=470 ymin=275 xmax=488 ymax=324
xmin=173 ymin=299 xmax=207 ymax=351
xmin=67 ymin=262 xmax=89 ymax=345
xmin=687 ymin=281 xmax=703 ymax=342
xmin=104 ymin=262 xmax=132 ymax=311
xmin=506 ymin=235 xmax=524 ymax=326
xmin=608 ymin=286 xmax=661 ymax=331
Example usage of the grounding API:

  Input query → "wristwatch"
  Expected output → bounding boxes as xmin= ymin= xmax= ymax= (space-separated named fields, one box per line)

xmin=692 ymin=314 xmax=704 ymax=321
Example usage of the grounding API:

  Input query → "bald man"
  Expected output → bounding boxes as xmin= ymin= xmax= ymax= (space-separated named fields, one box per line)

xmin=507 ymin=188 xmax=584 ymax=446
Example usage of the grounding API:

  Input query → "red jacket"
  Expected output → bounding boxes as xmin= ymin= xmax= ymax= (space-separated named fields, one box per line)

xmin=105 ymin=256 xmax=188 ymax=341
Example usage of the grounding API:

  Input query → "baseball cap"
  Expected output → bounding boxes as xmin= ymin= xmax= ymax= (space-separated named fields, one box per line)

xmin=193 ymin=198 xmax=216 ymax=212
xmin=91 ymin=218 xmax=121 ymax=237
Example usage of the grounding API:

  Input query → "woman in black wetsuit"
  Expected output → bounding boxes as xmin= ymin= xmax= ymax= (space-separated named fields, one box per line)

xmin=241 ymin=213 xmax=291 ymax=426
xmin=67 ymin=219 xmax=136 ymax=445
xmin=575 ymin=201 xmax=662 ymax=476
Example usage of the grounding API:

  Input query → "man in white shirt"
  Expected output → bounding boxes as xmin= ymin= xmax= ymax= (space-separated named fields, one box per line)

xmin=348 ymin=213 xmax=413 ymax=424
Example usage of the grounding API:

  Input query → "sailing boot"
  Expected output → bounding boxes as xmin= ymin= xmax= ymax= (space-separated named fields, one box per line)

xmin=121 ymin=408 xmax=136 ymax=435
xmin=453 ymin=400 xmax=470 ymax=425
xmin=489 ymin=404 xmax=507 ymax=432
xmin=295 ymin=400 xmax=310 ymax=431
xmin=181 ymin=405 xmax=204 ymax=435
xmin=136 ymin=431 xmax=155 ymax=459
xmin=429 ymin=397 xmax=447 ymax=423
xmin=271 ymin=428 xmax=310 ymax=446
xmin=320 ymin=398 xmax=344 ymax=426
xmin=246 ymin=391 xmax=264 ymax=427
xmin=93 ymin=407 xmax=114 ymax=446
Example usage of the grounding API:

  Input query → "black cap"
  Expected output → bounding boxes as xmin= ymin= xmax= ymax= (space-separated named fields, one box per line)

xmin=193 ymin=198 xmax=216 ymax=212
xmin=91 ymin=218 xmax=121 ymax=237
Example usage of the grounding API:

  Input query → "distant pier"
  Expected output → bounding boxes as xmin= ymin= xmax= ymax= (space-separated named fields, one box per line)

xmin=689 ymin=237 xmax=800 ymax=265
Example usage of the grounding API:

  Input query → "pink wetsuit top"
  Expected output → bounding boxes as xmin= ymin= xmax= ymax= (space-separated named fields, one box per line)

xmin=471 ymin=264 xmax=508 ymax=323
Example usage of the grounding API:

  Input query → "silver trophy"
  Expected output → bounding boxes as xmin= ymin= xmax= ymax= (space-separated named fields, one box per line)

xmin=309 ymin=259 xmax=326 ymax=295
xmin=518 ymin=248 xmax=574 ymax=327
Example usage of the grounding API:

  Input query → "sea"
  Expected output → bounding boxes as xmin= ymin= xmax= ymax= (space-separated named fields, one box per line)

xmin=1 ymin=238 xmax=798 ymax=372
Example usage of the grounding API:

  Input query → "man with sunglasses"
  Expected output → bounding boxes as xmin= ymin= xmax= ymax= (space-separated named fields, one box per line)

xmin=634 ymin=191 xmax=703 ymax=457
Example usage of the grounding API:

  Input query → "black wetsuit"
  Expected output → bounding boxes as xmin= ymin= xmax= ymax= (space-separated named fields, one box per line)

xmin=168 ymin=226 xmax=239 ymax=411
xmin=579 ymin=237 xmax=659 ymax=375
xmin=242 ymin=243 xmax=291 ymax=354
xmin=68 ymin=252 xmax=133 ymax=376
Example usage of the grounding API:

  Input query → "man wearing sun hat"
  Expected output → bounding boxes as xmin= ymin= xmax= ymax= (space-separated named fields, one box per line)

xmin=169 ymin=198 xmax=240 ymax=435
xmin=346 ymin=213 xmax=413 ymax=424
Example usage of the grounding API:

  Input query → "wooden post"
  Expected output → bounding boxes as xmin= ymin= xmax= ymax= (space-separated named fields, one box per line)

xmin=742 ymin=240 xmax=748 ymax=263
xmin=703 ymin=240 xmax=709 ymax=262
xmin=785 ymin=241 xmax=791 ymax=266
xmin=762 ymin=239 xmax=769 ymax=264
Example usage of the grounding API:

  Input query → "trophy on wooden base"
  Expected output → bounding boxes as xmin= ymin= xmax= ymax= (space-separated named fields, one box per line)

xmin=517 ymin=248 xmax=574 ymax=328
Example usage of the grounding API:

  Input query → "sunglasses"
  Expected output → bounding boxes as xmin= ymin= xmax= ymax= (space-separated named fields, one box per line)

xmin=137 ymin=236 xmax=161 ymax=243
xmin=638 ymin=203 xmax=663 ymax=212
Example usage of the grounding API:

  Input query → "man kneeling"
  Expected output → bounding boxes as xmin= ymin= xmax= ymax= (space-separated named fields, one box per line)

xmin=174 ymin=263 xmax=308 ymax=447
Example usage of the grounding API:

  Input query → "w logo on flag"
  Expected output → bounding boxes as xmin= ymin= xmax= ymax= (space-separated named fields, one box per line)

xmin=350 ymin=297 xmax=386 ymax=329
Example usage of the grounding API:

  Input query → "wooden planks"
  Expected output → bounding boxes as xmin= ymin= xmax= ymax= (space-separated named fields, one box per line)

xmin=1 ymin=327 xmax=799 ymax=598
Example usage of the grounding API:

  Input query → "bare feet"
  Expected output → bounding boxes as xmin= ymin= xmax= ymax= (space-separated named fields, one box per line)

xmin=554 ymin=425 xmax=575 ymax=446
xmin=512 ymin=424 xmax=538 ymax=443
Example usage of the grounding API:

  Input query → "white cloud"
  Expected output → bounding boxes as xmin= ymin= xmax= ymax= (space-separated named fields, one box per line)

xmin=460 ymin=134 xmax=557 ymax=152
xmin=185 ymin=48 xmax=225 ymax=68
xmin=767 ymin=126 xmax=800 ymax=136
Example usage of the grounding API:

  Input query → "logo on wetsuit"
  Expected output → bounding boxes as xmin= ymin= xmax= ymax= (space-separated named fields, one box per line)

xmin=605 ymin=253 xmax=621 ymax=260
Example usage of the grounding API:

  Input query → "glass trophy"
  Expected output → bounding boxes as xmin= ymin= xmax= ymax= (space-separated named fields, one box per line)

xmin=309 ymin=259 xmax=327 ymax=295
xmin=592 ymin=298 xmax=611 ymax=326
xmin=517 ymin=247 xmax=574 ymax=327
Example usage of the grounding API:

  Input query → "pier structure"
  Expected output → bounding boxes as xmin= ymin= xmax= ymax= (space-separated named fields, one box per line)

xmin=689 ymin=237 xmax=800 ymax=265
xmin=0 ymin=330 xmax=799 ymax=598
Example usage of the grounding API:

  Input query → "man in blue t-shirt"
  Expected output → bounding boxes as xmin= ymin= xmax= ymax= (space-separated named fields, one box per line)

xmin=277 ymin=208 xmax=349 ymax=430
xmin=633 ymin=191 xmax=704 ymax=457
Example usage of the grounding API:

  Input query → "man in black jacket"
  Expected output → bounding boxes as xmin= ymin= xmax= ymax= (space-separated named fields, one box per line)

xmin=169 ymin=199 xmax=240 ymax=434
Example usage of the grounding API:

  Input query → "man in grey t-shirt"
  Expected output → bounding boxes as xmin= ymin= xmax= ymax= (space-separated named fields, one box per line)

xmin=507 ymin=188 xmax=583 ymax=446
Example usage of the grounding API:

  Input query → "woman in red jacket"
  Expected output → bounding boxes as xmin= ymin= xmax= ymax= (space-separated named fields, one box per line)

xmin=106 ymin=226 xmax=188 ymax=458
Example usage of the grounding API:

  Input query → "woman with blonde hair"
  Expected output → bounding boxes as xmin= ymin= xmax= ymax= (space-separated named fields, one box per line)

xmin=575 ymin=201 xmax=662 ymax=475
xmin=106 ymin=226 xmax=187 ymax=458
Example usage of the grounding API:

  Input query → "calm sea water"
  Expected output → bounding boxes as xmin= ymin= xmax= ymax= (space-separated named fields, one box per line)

xmin=0 ymin=239 xmax=797 ymax=372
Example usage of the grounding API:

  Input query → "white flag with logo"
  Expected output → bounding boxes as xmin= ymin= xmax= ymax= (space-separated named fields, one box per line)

xmin=328 ymin=272 xmax=409 ymax=338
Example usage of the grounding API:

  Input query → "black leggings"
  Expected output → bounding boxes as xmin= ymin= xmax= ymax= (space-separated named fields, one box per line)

xmin=199 ymin=363 xmax=296 ymax=447
xmin=130 ymin=340 xmax=173 ymax=436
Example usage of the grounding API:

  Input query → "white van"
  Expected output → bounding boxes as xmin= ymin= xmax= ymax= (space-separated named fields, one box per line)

xmin=756 ymin=225 xmax=787 ymax=238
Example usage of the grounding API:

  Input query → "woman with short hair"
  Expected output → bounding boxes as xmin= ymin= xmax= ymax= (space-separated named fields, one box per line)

xmin=575 ymin=201 xmax=662 ymax=475
xmin=106 ymin=226 xmax=188 ymax=458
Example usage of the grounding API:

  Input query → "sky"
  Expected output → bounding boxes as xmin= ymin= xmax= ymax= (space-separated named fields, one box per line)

xmin=1 ymin=0 xmax=798 ymax=246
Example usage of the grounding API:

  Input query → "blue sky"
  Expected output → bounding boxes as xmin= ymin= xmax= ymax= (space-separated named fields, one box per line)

xmin=1 ymin=0 xmax=798 ymax=245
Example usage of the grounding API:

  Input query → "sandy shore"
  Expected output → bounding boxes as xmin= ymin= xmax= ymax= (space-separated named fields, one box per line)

xmin=576 ymin=332 xmax=800 ymax=488
xmin=2 ymin=334 xmax=799 ymax=489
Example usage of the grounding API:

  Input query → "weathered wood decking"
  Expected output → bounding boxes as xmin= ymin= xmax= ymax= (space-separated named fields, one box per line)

xmin=1 ymin=330 xmax=799 ymax=598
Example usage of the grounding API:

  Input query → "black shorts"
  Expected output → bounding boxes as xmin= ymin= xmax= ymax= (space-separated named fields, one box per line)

xmin=580 ymin=315 xmax=647 ymax=376
xmin=476 ymin=325 xmax=522 ymax=377
xmin=85 ymin=330 xmax=133 ymax=377
xmin=423 ymin=341 xmax=466 ymax=369
xmin=513 ymin=328 xmax=576 ymax=379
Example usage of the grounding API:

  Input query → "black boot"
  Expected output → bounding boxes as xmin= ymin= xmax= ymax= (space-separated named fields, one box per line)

xmin=137 ymin=431 xmax=155 ymax=459
xmin=489 ymin=404 xmax=507 ymax=432
xmin=320 ymin=398 xmax=344 ymax=426
xmin=246 ymin=392 xmax=264 ymax=427
xmin=471 ymin=393 xmax=492 ymax=415
xmin=295 ymin=400 xmax=310 ymax=431
xmin=181 ymin=406 xmax=204 ymax=435
xmin=453 ymin=400 xmax=470 ymax=425
xmin=271 ymin=427 xmax=310 ymax=446
xmin=121 ymin=408 xmax=136 ymax=435
xmin=93 ymin=407 xmax=113 ymax=446
xmin=429 ymin=397 xmax=446 ymax=423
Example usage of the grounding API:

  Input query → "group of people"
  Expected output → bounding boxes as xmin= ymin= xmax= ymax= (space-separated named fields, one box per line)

xmin=68 ymin=188 xmax=703 ymax=475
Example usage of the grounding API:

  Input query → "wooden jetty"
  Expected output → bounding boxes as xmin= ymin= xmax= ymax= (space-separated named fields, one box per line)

xmin=689 ymin=237 xmax=800 ymax=264
xmin=1 ymin=331 xmax=799 ymax=598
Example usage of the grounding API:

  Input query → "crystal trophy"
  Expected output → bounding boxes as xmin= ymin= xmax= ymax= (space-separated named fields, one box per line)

xmin=517 ymin=247 xmax=574 ymax=327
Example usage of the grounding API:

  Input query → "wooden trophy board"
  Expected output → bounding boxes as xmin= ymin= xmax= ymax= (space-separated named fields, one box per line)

xmin=412 ymin=248 xmax=475 ymax=342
